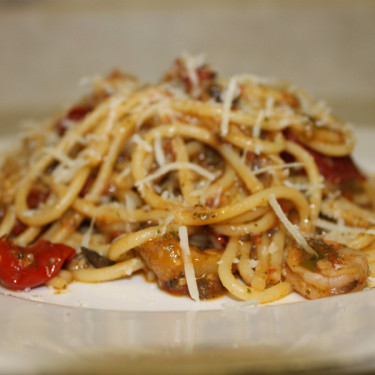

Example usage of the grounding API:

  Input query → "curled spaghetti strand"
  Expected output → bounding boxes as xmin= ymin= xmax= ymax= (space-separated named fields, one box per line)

xmin=0 ymin=55 xmax=373 ymax=302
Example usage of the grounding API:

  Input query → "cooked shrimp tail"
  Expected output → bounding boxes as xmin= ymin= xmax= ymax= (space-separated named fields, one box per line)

xmin=283 ymin=238 xmax=369 ymax=299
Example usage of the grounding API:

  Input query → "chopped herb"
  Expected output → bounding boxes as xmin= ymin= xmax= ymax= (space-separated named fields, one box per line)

xmin=17 ymin=252 xmax=24 ymax=259
xmin=247 ymin=288 xmax=251 ymax=294
xmin=193 ymin=212 xmax=216 ymax=221
xmin=169 ymin=230 xmax=176 ymax=236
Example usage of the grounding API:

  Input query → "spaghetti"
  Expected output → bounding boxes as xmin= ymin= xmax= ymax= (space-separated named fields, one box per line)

xmin=0 ymin=55 xmax=374 ymax=303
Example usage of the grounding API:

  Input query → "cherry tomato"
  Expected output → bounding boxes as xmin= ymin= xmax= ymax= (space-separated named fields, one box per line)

xmin=284 ymin=130 xmax=364 ymax=185
xmin=307 ymin=150 xmax=365 ymax=185
xmin=55 ymin=104 xmax=93 ymax=136
xmin=0 ymin=237 xmax=75 ymax=290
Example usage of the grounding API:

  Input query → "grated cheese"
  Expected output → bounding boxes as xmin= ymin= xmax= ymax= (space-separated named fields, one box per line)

xmin=253 ymin=162 xmax=303 ymax=176
xmin=106 ymin=97 xmax=125 ymax=132
xmin=135 ymin=161 xmax=217 ymax=189
xmin=252 ymin=110 xmax=264 ymax=138
xmin=117 ymin=166 xmax=131 ymax=181
xmin=265 ymin=96 xmax=275 ymax=118
xmin=43 ymin=147 xmax=88 ymax=184
xmin=135 ymin=98 xmax=173 ymax=129
xmin=283 ymin=180 xmax=325 ymax=195
xmin=180 ymin=52 xmax=206 ymax=98
xmin=316 ymin=218 xmax=375 ymax=236
xmin=60 ymin=119 xmax=77 ymax=132
xmin=254 ymin=144 xmax=264 ymax=155
xmin=131 ymin=134 xmax=153 ymax=152
xmin=178 ymin=226 xmax=199 ymax=301
xmin=268 ymin=194 xmax=316 ymax=255
xmin=220 ymin=76 xmax=238 ymax=136
xmin=154 ymin=132 xmax=166 ymax=166
xmin=241 ymin=149 xmax=248 ymax=163
xmin=160 ymin=215 xmax=175 ymax=235
xmin=43 ymin=147 xmax=77 ymax=168
xmin=125 ymin=193 xmax=138 ymax=211
xmin=267 ymin=242 xmax=278 ymax=255
xmin=81 ymin=217 xmax=96 ymax=248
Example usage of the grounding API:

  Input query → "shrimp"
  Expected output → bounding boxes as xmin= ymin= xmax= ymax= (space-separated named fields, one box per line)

xmin=283 ymin=238 xmax=369 ymax=299
xmin=137 ymin=233 xmax=225 ymax=300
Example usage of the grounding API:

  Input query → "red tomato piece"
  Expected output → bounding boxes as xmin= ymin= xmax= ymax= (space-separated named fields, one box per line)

xmin=284 ymin=130 xmax=365 ymax=185
xmin=55 ymin=104 xmax=93 ymax=136
xmin=212 ymin=231 xmax=228 ymax=249
xmin=27 ymin=187 xmax=50 ymax=209
xmin=308 ymin=149 xmax=365 ymax=185
xmin=0 ymin=237 xmax=76 ymax=290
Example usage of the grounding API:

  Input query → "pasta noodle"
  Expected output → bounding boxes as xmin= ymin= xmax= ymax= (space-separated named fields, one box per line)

xmin=0 ymin=55 xmax=374 ymax=303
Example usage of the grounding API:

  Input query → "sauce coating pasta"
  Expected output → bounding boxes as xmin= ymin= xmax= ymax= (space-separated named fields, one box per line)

xmin=1 ymin=54 xmax=374 ymax=302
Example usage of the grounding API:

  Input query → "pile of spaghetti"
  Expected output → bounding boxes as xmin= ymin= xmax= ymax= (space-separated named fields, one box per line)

xmin=1 ymin=54 xmax=375 ymax=303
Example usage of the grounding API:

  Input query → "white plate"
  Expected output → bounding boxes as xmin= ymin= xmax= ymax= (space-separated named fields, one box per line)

xmin=0 ymin=124 xmax=374 ymax=374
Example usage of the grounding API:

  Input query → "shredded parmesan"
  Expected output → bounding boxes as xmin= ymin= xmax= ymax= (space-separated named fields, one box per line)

xmin=265 ymin=96 xmax=275 ymax=118
xmin=43 ymin=147 xmax=88 ymax=183
xmin=135 ymin=98 xmax=173 ymax=129
xmin=180 ymin=52 xmax=206 ymax=98
xmin=160 ymin=215 xmax=175 ymax=235
xmin=117 ymin=166 xmax=131 ymax=181
xmin=106 ymin=97 xmax=125 ymax=132
xmin=268 ymin=194 xmax=316 ymax=255
xmin=131 ymin=134 xmax=153 ymax=152
xmin=252 ymin=110 xmax=264 ymax=138
xmin=316 ymin=218 xmax=375 ymax=236
xmin=43 ymin=147 xmax=77 ymax=168
xmin=154 ymin=132 xmax=166 ymax=166
xmin=178 ymin=226 xmax=199 ymax=301
xmin=81 ymin=217 xmax=96 ymax=248
xmin=253 ymin=162 xmax=303 ymax=176
xmin=135 ymin=161 xmax=217 ymax=189
xmin=220 ymin=76 xmax=238 ymax=136
xmin=283 ymin=180 xmax=325 ymax=194
xmin=267 ymin=242 xmax=278 ymax=255
xmin=254 ymin=144 xmax=264 ymax=155
xmin=125 ymin=193 xmax=138 ymax=211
